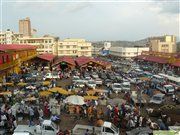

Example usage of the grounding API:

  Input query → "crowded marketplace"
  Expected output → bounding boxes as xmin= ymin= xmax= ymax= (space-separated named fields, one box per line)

xmin=0 ymin=45 xmax=179 ymax=135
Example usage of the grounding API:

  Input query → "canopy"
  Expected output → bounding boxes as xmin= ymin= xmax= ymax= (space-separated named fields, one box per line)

xmin=43 ymin=81 xmax=50 ymax=86
xmin=5 ymin=83 xmax=14 ymax=86
xmin=48 ymin=87 xmax=71 ymax=95
xmin=84 ymin=96 xmax=98 ymax=100
xmin=17 ymin=82 xmax=27 ymax=86
xmin=86 ymin=90 xmax=96 ymax=95
xmin=39 ymin=91 xmax=52 ymax=96
xmin=25 ymin=97 xmax=37 ymax=101
xmin=65 ymin=95 xmax=85 ymax=105
xmin=0 ymin=91 xmax=12 ymax=96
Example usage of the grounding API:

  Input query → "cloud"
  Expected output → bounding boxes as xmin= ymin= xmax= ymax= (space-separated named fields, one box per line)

xmin=152 ymin=0 xmax=179 ymax=14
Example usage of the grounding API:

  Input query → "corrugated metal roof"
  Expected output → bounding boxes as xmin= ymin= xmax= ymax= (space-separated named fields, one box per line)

xmin=37 ymin=53 xmax=56 ymax=61
xmin=53 ymin=56 xmax=75 ymax=66
xmin=0 ymin=44 xmax=36 ymax=52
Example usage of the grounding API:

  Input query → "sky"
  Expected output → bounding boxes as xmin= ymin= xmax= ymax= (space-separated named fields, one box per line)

xmin=1 ymin=0 xmax=180 ymax=41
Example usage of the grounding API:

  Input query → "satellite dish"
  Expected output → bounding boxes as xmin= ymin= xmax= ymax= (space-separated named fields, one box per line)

xmin=104 ymin=42 xmax=111 ymax=50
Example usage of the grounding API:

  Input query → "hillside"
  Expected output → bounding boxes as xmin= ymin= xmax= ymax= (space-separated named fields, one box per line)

xmin=92 ymin=38 xmax=149 ymax=47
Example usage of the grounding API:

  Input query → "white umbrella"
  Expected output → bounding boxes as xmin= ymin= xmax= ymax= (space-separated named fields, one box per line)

xmin=65 ymin=95 xmax=85 ymax=105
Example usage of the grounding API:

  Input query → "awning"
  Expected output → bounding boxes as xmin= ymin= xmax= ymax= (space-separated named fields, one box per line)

xmin=53 ymin=56 xmax=75 ymax=66
xmin=137 ymin=55 xmax=168 ymax=64
xmin=171 ymin=62 xmax=180 ymax=67
xmin=37 ymin=53 xmax=56 ymax=62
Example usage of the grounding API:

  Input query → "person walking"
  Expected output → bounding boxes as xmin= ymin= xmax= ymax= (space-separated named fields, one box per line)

xmin=29 ymin=106 xmax=34 ymax=127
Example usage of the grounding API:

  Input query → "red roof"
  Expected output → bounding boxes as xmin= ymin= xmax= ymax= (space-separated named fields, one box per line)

xmin=171 ymin=62 xmax=180 ymax=67
xmin=137 ymin=55 xmax=168 ymax=64
xmin=53 ymin=56 xmax=75 ymax=66
xmin=37 ymin=53 xmax=56 ymax=61
xmin=0 ymin=44 xmax=36 ymax=51
xmin=75 ymin=56 xmax=94 ymax=66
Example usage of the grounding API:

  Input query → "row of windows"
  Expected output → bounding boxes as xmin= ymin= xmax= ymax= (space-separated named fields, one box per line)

xmin=58 ymin=50 xmax=77 ymax=54
xmin=161 ymin=44 xmax=169 ymax=47
xmin=59 ymin=46 xmax=77 ymax=49
xmin=20 ymin=40 xmax=52 ymax=44
xmin=37 ymin=46 xmax=52 ymax=49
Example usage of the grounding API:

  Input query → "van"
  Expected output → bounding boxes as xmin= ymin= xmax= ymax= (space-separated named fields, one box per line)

xmin=149 ymin=94 xmax=165 ymax=104
xmin=151 ymin=75 xmax=165 ymax=84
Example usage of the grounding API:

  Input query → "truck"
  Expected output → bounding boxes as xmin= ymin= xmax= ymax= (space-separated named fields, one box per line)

xmin=72 ymin=121 xmax=119 ymax=135
xmin=13 ymin=120 xmax=58 ymax=135
xmin=156 ymin=84 xmax=175 ymax=95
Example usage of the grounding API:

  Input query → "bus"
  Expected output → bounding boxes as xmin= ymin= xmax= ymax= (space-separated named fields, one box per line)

xmin=159 ymin=73 xmax=180 ymax=89
xmin=151 ymin=75 xmax=165 ymax=84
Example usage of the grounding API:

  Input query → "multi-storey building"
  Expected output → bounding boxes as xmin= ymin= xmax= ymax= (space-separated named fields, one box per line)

xmin=110 ymin=47 xmax=149 ymax=58
xmin=19 ymin=17 xmax=32 ymax=37
xmin=18 ymin=35 xmax=58 ymax=54
xmin=57 ymin=38 xmax=92 ymax=57
xmin=149 ymin=35 xmax=176 ymax=53
xmin=0 ymin=30 xmax=23 ymax=44
xmin=0 ymin=44 xmax=37 ymax=79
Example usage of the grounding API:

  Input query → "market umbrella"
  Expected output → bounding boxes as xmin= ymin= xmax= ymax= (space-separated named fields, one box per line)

xmin=65 ymin=95 xmax=85 ymax=105
xmin=86 ymin=90 xmax=96 ymax=95
xmin=17 ymin=82 xmax=27 ymax=86
xmin=84 ymin=96 xmax=98 ymax=100
xmin=25 ymin=96 xmax=37 ymax=101
xmin=39 ymin=91 xmax=52 ymax=96
xmin=48 ymin=87 xmax=61 ymax=93
xmin=94 ymin=89 xmax=105 ymax=93
xmin=5 ymin=83 xmax=14 ymax=86
xmin=43 ymin=81 xmax=50 ymax=86
xmin=58 ymin=88 xmax=70 ymax=95
xmin=0 ymin=91 xmax=12 ymax=96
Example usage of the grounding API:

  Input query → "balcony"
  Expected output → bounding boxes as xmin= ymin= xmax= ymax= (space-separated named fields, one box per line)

xmin=0 ymin=59 xmax=19 ymax=71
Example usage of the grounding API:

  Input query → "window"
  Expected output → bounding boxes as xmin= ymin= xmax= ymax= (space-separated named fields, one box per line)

xmin=73 ymin=46 xmax=76 ymax=48
xmin=104 ymin=128 xmax=114 ymax=133
xmin=73 ymin=51 xmax=77 ymax=53
xmin=45 ymin=40 xmax=48 ymax=43
xmin=49 ymin=40 xmax=51 ymax=43
xmin=44 ymin=126 xmax=54 ymax=131
xmin=66 ymin=46 xmax=70 ymax=48
xmin=66 ymin=50 xmax=70 ymax=54
xmin=59 ymin=46 xmax=63 ymax=48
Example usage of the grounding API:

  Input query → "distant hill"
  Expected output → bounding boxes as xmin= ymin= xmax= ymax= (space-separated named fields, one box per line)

xmin=92 ymin=38 xmax=149 ymax=48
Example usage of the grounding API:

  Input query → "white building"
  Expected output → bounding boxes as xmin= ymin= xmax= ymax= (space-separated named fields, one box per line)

xmin=18 ymin=35 xmax=58 ymax=54
xmin=57 ymin=39 xmax=92 ymax=57
xmin=0 ymin=30 xmax=23 ymax=44
xmin=110 ymin=47 xmax=149 ymax=57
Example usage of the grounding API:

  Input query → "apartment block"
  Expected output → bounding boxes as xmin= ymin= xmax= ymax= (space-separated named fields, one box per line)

xmin=149 ymin=35 xmax=176 ymax=53
xmin=0 ymin=30 xmax=23 ymax=44
xmin=57 ymin=38 xmax=92 ymax=57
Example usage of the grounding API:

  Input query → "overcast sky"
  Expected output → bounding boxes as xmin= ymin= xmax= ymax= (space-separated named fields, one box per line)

xmin=1 ymin=0 xmax=180 ymax=41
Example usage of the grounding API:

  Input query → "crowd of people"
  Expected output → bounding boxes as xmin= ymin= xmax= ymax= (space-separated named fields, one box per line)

xmin=0 ymin=59 xmax=179 ymax=135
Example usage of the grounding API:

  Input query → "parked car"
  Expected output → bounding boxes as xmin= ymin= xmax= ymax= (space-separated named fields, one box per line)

xmin=104 ymin=79 xmax=113 ymax=87
xmin=112 ymin=83 xmax=122 ymax=93
xmin=86 ymin=80 xmax=96 ymax=89
xmin=91 ymin=73 xmax=99 ymax=79
xmin=121 ymin=82 xmax=131 ymax=91
xmin=95 ymin=78 xmax=103 ymax=85
xmin=74 ymin=82 xmax=85 ymax=88
xmin=43 ymin=73 xmax=58 ymax=80
xmin=156 ymin=84 xmax=175 ymax=95
xmin=149 ymin=94 xmax=165 ymax=104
